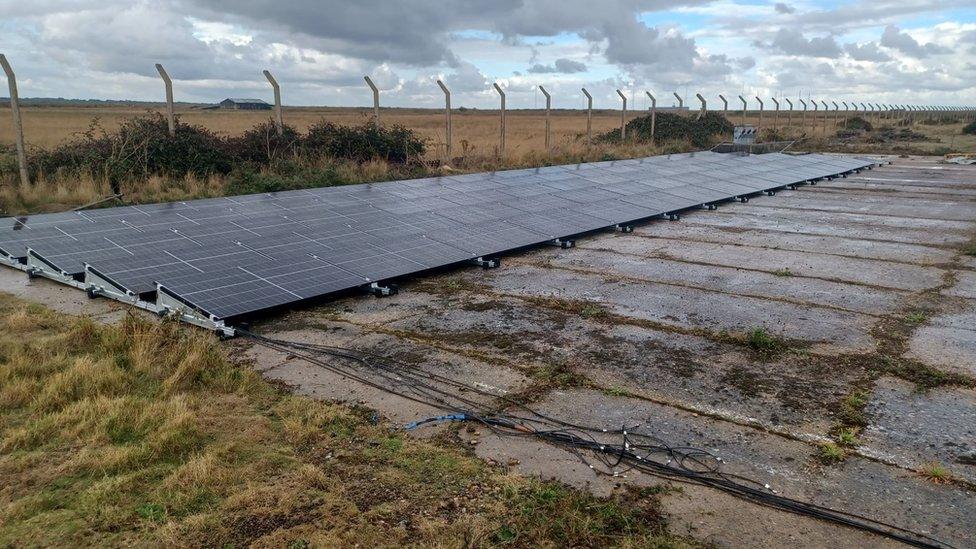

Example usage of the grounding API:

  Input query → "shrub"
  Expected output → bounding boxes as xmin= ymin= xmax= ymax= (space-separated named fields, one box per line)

xmin=600 ymin=112 xmax=733 ymax=148
xmin=963 ymin=121 xmax=976 ymax=135
xmin=25 ymin=114 xmax=427 ymax=187
xmin=226 ymin=120 xmax=301 ymax=165
xmin=841 ymin=116 xmax=873 ymax=132
xmin=30 ymin=114 xmax=234 ymax=184
xmin=302 ymin=121 xmax=425 ymax=163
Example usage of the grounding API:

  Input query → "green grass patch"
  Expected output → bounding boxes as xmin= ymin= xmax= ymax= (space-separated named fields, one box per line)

xmin=920 ymin=462 xmax=953 ymax=484
xmin=903 ymin=311 xmax=928 ymax=326
xmin=772 ymin=268 xmax=794 ymax=277
xmin=746 ymin=328 xmax=788 ymax=357
xmin=817 ymin=442 xmax=847 ymax=465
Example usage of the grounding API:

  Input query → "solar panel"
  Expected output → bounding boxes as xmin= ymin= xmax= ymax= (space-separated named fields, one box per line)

xmin=0 ymin=152 xmax=875 ymax=326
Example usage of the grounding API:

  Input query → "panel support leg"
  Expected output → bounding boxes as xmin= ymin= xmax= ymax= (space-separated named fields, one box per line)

xmin=470 ymin=257 xmax=500 ymax=269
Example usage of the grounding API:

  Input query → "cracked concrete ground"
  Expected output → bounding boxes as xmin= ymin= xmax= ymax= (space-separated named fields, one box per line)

xmin=3 ymin=156 xmax=974 ymax=547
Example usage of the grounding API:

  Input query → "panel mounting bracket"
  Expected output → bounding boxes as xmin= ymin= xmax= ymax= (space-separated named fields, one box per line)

xmin=613 ymin=224 xmax=634 ymax=233
xmin=667 ymin=212 xmax=681 ymax=221
xmin=155 ymin=284 xmax=236 ymax=337
xmin=550 ymin=238 xmax=575 ymax=248
xmin=366 ymin=281 xmax=399 ymax=297
xmin=470 ymin=256 xmax=501 ymax=269
xmin=84 ymin=264 xmax=140 ymax=303
xmin=25 ymin=248 xmax=84 ymax=288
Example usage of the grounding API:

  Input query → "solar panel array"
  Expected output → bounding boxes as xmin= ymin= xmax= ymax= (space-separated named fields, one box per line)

xmin=0 ymin=152 xmax=873 ymax=321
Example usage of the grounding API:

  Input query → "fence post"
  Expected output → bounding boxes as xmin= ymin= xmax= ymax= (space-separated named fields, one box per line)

xmin=364 ymin=76 xmax=380 ymax=122
xmin=0 ymin=54 xmax=29 ymax=186
xmin=645 ymin=92 xmax=657 ymax=145
xmin=832 ymin=101 xmax=839 ymax=132
xmin=493 ymin=83 xmax=505 ymax=156
xmin=155 ymin=63 xmax=175 ymax=137
xmin=799 ymin=98 xmax=807 ymax=128
xmin=263 ymin=70 xmax=283 ymax=137
xmin=436 ymin=80 xmax=452 ymax=159
xmin=755 ymin=96 xmax=763 ymax=135
xmin=539 ymin=85 xmax=551 ymax=154
xmin=616 ymin=89 xmax=627 ymax=140
xmin=581 ymin=88 xmax=593 ymax=146
xmin=821 ymin=100 xmax=828 ymax=136
xmin=673 ymin=92 xmax=683 ymax=110
xmin=719 ymin=94 xmax=728 ymax=116
xmin=785 ymin=98 xmax=793 ymax=128
xmin=695 ymin=93 xmax=706 ymax=121
xmin=738 ymin=95 xmax=747 ymax=125
xmin=771 ymin=97 xmax=779 ymax=129
xmin=812 ymin=100 xmax=819 ymax=136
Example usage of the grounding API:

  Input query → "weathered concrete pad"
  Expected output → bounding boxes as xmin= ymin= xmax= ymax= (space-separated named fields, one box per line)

xmin=485 ymin=263 xmax=877 ymax=353
xmin=240 ymin=321 xmax=531 ymax=426
xmin=861 ymin=377 xmax=976 ymax=483
xmin=526 ymin=246 xmax=900 ymax=315
xmin=821 ymin=180 xmax=976 ymax=198
xmin=356 ymin=286 xmax=855 ymax=431
xmin=481 ymin=389 xmax=974 ymax=548
xmin=944 ymin=271 xmax=976 ymax=300
xmin=631 ymin=221 xmax=954 ymax=265
xmin=580 ymin=234 xmax=944 ymax=291
xmin=675 ymin=207 xmax=972 ymax=246
xmin=907 ymin=310 xmax=976 ymax=376
xmin=756 ymin=189 xmax=976 ymax=221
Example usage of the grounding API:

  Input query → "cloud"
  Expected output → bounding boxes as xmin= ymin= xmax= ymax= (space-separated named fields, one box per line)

xmin=774 ymin=3 xmax=795 ymax=14
xmin=526 ymin=58 xmax=587 ymax=74
xmin=880 ymin=25 xmax=952 ymax=57
xmin=767 ymin=29 xmax=842 ymax=57
xmin=844 ymin=41 xmax=891 ymax=62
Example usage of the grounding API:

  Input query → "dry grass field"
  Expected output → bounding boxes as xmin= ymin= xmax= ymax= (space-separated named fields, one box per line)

xmin=0 ymin=105 xmax=642 ymax=158
xmin=3 ymin=104 xmax=972 ymax=157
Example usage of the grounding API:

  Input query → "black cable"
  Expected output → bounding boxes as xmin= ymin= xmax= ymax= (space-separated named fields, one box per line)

xmin=239 ymin=329 xmax=954 ymax=549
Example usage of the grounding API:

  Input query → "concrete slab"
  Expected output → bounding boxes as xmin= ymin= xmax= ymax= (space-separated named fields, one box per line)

xmin=631 ymin=221 xmax=955 ymax=265
xmin=907 ymin=310 xmax=976 ymax=376
xmin=944 ymin=271 xmax=976 ymax=300
xmin=862 ymin=377 xmax=976 ymax=483
xmin=579 ymin=234 xmax=945 ymax=291
xmin=749 ymin=194 xmax=976 ymax=222
xmin=674 ymin=207 xmax=971 ymax=247
xmin=524 ymin=247 xmax=900 ymax=315
xmin=485 ymin=263 xmax=877 ymax=353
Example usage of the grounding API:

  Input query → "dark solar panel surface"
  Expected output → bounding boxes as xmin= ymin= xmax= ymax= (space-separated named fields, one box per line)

xmin=0 ymin=152 xmax=873 ymax=319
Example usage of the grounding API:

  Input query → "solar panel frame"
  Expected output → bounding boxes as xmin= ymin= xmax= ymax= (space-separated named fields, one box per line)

xmin=2 ymin=152 xmax=875 ymax=321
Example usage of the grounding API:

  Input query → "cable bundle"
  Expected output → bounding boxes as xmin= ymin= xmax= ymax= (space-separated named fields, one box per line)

xmin=239 ymin=329 xmax=952 ymax=549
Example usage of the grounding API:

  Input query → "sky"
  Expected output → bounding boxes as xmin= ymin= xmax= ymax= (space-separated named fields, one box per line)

xmin=2 ymin=0 xmax=975 ymax=110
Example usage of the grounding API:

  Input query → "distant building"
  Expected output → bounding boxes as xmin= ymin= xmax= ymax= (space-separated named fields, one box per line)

xmin=219 ymin=98 xmax=272 ymax=110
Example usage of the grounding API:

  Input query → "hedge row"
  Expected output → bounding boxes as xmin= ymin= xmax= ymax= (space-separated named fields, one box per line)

xmin=27 ymin=112 xmax=426 ymax=182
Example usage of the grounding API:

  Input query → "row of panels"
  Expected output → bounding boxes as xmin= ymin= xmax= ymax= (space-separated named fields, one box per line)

xmin=0 ymin=152 xmax=875 ymax=321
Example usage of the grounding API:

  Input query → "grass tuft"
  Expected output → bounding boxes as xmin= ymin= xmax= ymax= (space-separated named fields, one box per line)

xmin=817 ymin=442 xmax=847 ymax=465
xmin=746 ymin=328 xmax=788 ymax=357
xmin=920 ymin=462 xmax=953 ymax=484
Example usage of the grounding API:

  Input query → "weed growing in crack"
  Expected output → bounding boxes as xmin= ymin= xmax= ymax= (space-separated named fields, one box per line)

xmin=903 ymin=311 xmax=928 ymax=325
xmin=817 ymin=442 xmax=846 ymax=464
xmin=746 ymin=328 xmax=788 ymax=357
xmin=602 ymin=386 xmax=630 ymax=397
xmin=836 ymin=427 xmax=860 ymax=447
xmin=772 ymin=268 xmax=794 ymax=277
xmin=920 ymin=462 xmax=953 ymax=484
